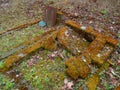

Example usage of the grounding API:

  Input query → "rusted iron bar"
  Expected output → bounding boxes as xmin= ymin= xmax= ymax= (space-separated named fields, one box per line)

xmin=65 ymin=20 xmax=119 ymax=65
xmin=0 ymin=30 xmax=56 ymax=60
xmin=0 ymin=45 xmax=25 ymax=60
xmin=65 ymin=56 xmax=91 ymax=79
xmin=0 ymin=19 xmax=41 ymax=36
xmin=57 ymin=24 xmax=117 ymax=65
xmin=58 ymin=20 xmax=118 ymax=81
xmin=0 ymin=30 xmax=58 ymax=72
xmin=79 ymin=61 xmax=111 ymax=90
xmin=0 ymin=10 xmax=79 ymax=37
xmin=82 ymin=61 xmax=110 ymax=90
xmin=65 ymin=20 xmax=118 ymax=46
xmin=57 ymin=27 xmax=70 ymax=50
xmin=44 ymin=6 xmax=57 ymax=26
xmin=57 ymin=10 xmax=79 ymax=18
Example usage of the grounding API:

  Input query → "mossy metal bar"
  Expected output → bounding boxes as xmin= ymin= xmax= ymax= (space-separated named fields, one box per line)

xmin=0 ymin=19 xmax=41 ymax=36
xmin=65 ymin=20 xmax=118 ymax=46
xmin=85 ymin=61 xmax=110 ymax=90
xmin=0 ymin=30 xmax=56 ymax=60
xmin=0 ymin=30 xmax=58 ymax=72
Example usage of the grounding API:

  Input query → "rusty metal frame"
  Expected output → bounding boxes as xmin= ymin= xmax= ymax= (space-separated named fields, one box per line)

xmin=0 ymin=29 xmax=58 ymax=72
xmin=0 ymin=20 xmax=118 ymax=90
xmin=55 ymin=20 xmax=118 ymax=83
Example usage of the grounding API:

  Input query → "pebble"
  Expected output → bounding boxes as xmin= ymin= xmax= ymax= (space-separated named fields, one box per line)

xmin=39 ymin=21 xmax=46 ymax=27
xmin=16 ymin=74 xmax=19 ymax=78
xmin=74 ymin=13 xmax=79 ymax=17
xmin=97 ymin=54 xmax=101 ymax=57
xmin=89 ymin=21 xmax=93 ymax=24
xmin=18 ymin=53 xmax=25 ymax=57
xmin=65 ymin=30 xmax=69 ymax=37
xmin=112 ymin=22 xmax=115 ymax=24
xmin=110 ymin=26 xmax=114 ymax=29
xmin=80 ymin=26 xmax=87 ymax=30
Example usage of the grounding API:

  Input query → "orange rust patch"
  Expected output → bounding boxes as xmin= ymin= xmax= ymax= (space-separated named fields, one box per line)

xmin=42 ymin=30 xmax=59 ymax=50
xmin=79 ymin=87 xmax=84 ymax=90
xmin=85 ymin=37 xmax=106 ymax=54
xmin=86 ymin=74 xmax=100 ymax=90
xmin=91 ymin=44 xmax=114 ymax=65
xmin=65 ymin=56 xmax=90 ymax=79
xmin=86 ymin=62 xmax=110 ymax=90
xmin=115 ymin=85 xmax=120 ymax=90
xmin=0 ymin=41 xmax=43 ymax=72
xmin=57 ymin=27 xmax=72 ymax=50
xmin=83 ymin=36 xmax=106 ymax=64
xmin=79 ymin=61 xmax=110 ymax=90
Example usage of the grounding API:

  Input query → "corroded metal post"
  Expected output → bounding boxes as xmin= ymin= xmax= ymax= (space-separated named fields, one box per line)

xmin=44 ymin=6 xmax=57 ymax=27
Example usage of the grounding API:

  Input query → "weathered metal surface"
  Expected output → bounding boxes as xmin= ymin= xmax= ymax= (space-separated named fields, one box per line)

xmin=86 ymin=74 xmax=100 ymax=90
xmin=79 ymin=61 xmax=110 ymax=90
xmin=65 ymin=56 xmax=90 ymax=79
xmin=85 ymin=61 xmax=110 ymax=90
xmin=65 ymin=20 xmax=118 ymax=46
xmin=0 ymin=19 xmax=41 ymax=37
xmin=0 ymin=10 xmax=78 ymax=37
xmin=56 ymin=20 xmax=119 ymax=81
xmin=0 ymin=45 xmax=25 ymax=60
xmin=0 ymin=30 xmax=58 ymax=72
xmin=115 ymin=85 xmax=120 ymax=90
xmin=0 ymin=19 xmax=118 ymax=89
xmin=57 ymin=27 xmax=90 ymax=55
xmin=57 ymin=25 xmax=117 ymax=65
xmin=0 ymin=30 xmax=56 ymax=60
xmin=0 ymin=10 xmax=62 ymax=36
xmin=65 ymin=20 xmax=118 ymax=64
xmin=44 ymin=6 xmax=57 ymax=26
xmin=83 ymin=36 xmax=106 ymax=64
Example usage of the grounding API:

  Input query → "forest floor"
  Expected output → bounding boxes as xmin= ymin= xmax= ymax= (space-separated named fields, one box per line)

xmin=0 ymin=0 xmax=120 ymax=90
